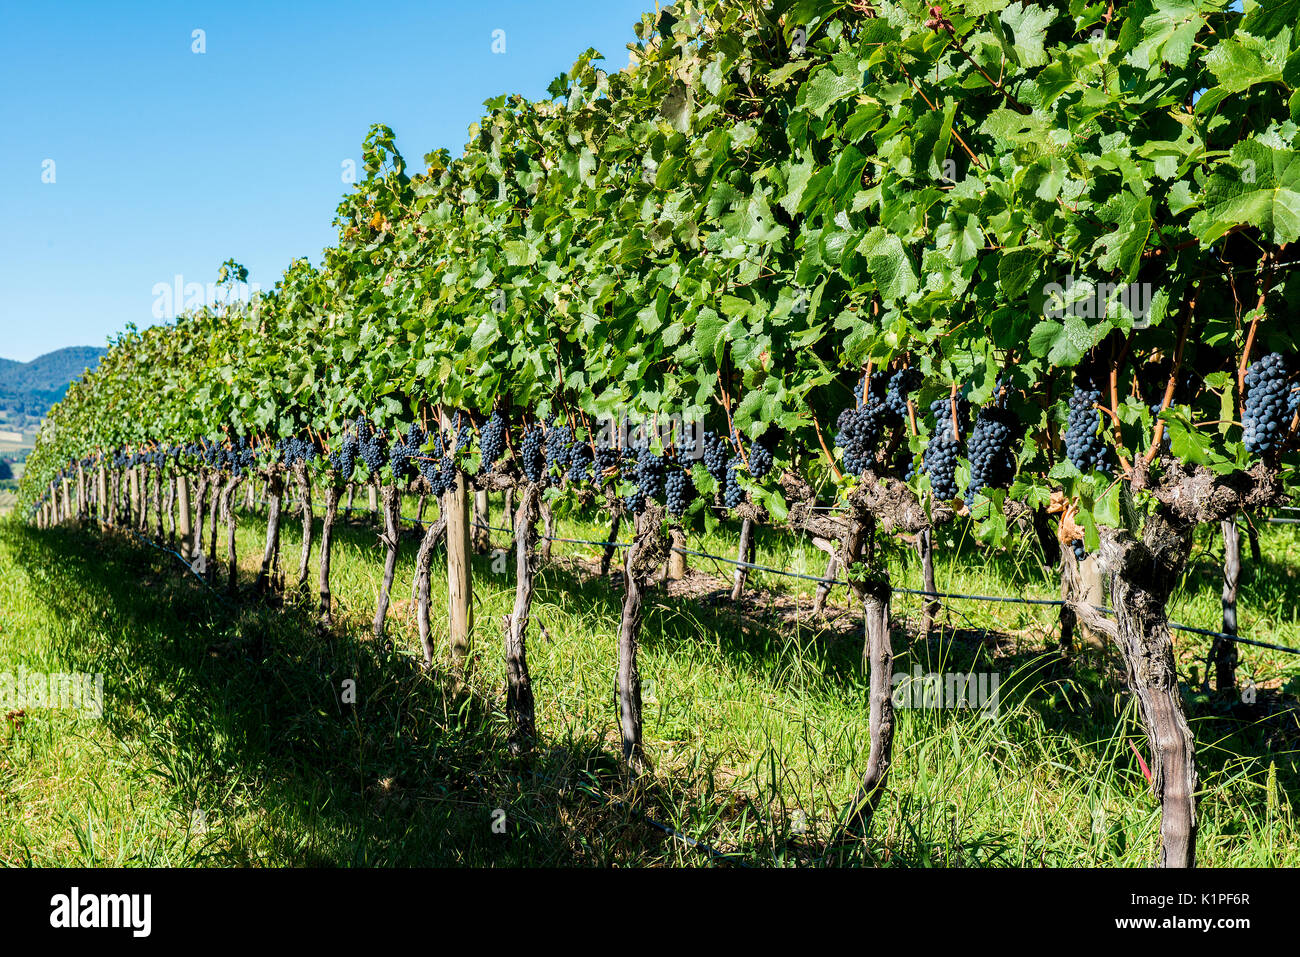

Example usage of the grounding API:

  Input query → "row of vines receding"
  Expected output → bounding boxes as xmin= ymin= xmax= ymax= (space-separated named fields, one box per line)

xmin=19 ymin=0 xmax=1300 ymax=868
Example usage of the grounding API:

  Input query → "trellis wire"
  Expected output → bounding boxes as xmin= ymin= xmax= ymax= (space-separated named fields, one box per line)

xmin=222 ymin=493 xmax=1300 ymax=654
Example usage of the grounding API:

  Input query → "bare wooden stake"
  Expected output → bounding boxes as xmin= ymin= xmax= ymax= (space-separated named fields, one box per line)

xmin=600 ymin=511 xmax=622 ymax=577
xmin=730 ymin=516 xmax=754 ymax=601
xmin=505 ymin=483 xmax=540 ymax=753
xmin=473 ymin=489 xmax=490 ymax=553
xmin=415 ymin=512 xmax=448 ymax=666
xmin=917 ymin=527 xmax=938 ymax=635
xmin=813 ymin=554 xmax=838 ymax=615
xmin=667 ymin=527 xmax=687 ymax=580
xmin=1212 ymin=517 xmax=1240 ymax=692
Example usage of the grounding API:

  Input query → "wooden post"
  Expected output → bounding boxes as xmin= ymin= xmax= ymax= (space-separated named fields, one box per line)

xmin=813 ymin=554 xmax=838 ymax=616
xmin=504 ymin=482 xmax=539 ymax=753
xmin=473 ymin=489 xmax=490 ymax=553
xmin=76 ymin=466 xmax=87 ymax=522
xmin=372 ymin=484 xmax=402 ymax=639
xmin=415 ymin=510 xmax=449 ymax=666
xmin=600 ymin=511 xmax=621 ymax=577
xmin=917 ymin=527 xmax=938 ymax=635
xmin=154 ymin=467 xmax=165 ymax=541
xmin=730 ymin=516 xmax=754 ymax=601
xmin=97 ymin=466 xmax=109 ymax=529
xmin=666 ymin=527 xmax=687 ymax=580
xmin=444 ymin=413 xmax=473 ymax=672
xmin=1212 ymin=518 xmax=1240 ymax=692
xmin=540 ymin=500 xmax=555 ymax=563
xmin=415 ymin=492 xmax=428 ymax=534
xmin=176 ymin=474 xmax=193 ymax=561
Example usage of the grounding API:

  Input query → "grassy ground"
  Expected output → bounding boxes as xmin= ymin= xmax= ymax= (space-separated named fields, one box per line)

xmin=1 ymin=495 xmax=1297 ymax=867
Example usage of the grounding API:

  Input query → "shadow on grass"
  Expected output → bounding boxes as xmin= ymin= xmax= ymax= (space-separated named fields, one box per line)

xmin=9 ymin=512 xmax=1297 ymax=867
xmin=6 ymin=522 xmax=698 ymax=866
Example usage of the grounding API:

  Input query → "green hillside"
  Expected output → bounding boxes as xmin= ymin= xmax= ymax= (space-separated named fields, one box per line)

xmin=0 ymin=346 xmax=106 ymax=425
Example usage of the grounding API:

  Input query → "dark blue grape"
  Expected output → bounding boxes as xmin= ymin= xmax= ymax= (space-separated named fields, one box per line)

xmin=923 ymin=396 xmax=966 ymax=501
xmin=665 ymin=468 xmax=696 ymax=514
xmin=1243 ymin=352 xmax=1290 ymax=457
xmin=1064 ymin=381 xmax=1109 ymax=473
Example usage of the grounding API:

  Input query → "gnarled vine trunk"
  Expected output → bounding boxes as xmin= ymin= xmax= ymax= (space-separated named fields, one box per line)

xmin=843 ymin=514 xmax=895 ymax=829
xmin=618 ymin=505 xmax=667 ymax=777
xmin=255 ymin=473 xmax=285 ymax=595
xmin=1106 ymin=515 xmax=1198 ymax=868
xmin=163 ymin=471 xmax=176 ymax=543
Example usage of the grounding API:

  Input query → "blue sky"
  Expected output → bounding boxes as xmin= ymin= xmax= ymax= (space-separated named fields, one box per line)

xmin=0 ymin=0 xmax=652 ymax=362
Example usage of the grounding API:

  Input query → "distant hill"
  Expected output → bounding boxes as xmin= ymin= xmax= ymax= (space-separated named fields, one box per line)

xmin=0 ymin=346 xmax=107 ymax=420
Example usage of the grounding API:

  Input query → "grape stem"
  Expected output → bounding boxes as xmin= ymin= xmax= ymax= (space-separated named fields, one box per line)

xmin=899 ymin=64 xmax=986 ymax=172
xmin=1109 ymin=337 xmax=1132 ymax=472
xmin=1236 ymin=247 xmax=1279 ymax=405
xmin=810 ymin=408 xmax=844 ymax=482
xmin=1144 ymin=297 xmax=1193 ymax=465
xmin=716 ymin=366 xmax=750 ymax=471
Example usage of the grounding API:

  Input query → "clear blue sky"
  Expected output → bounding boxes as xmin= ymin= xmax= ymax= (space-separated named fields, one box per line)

xmin=0 ymin=0 xmax=652 ymax=362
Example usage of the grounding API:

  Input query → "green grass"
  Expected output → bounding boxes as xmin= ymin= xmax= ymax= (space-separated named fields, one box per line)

xmin=1 ymin=499 xmax=1297 ymax=866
